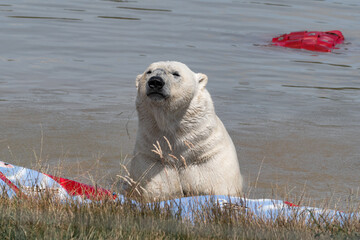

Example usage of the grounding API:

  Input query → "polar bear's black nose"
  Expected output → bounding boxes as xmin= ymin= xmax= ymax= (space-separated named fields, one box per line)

xmin=148 ymin=76 xmax=164 ymax=90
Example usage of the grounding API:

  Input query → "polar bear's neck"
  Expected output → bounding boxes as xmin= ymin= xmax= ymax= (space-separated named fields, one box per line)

xmin=136 ymin=91 xmax=216 ymax=137
xmin=149 ymin=94 xmax=215 ymax=134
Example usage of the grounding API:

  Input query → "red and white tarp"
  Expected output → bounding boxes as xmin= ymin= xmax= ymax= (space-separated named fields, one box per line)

xmin=0 ymin=160 xmax=356 ymax=223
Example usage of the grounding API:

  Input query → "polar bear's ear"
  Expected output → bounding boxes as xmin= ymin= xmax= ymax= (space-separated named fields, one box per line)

xmin=196 ymin=73 xmax=208 ymax=89
xmin=135 ymin=74 xmax=142 ymax=89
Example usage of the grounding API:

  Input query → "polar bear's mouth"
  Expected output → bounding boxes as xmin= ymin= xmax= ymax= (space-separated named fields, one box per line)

xmin=147 ymin=92 xmax=168 ymax=100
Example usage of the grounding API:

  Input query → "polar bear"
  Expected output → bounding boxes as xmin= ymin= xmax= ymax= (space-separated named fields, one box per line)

xmin=127 ymin=61 xmax=242 ymax=201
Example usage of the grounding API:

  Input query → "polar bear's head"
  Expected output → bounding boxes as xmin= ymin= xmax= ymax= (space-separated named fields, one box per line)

xmin=136 ymin=61 xmax=208 ymax=110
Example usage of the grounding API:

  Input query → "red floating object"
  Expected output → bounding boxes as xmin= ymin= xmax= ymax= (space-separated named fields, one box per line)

xmin=272 ymin=30 xmax=344 ymax=52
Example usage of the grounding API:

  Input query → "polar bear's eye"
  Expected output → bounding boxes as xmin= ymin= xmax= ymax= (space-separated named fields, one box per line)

xmin=172 ymin=72 xmax=180 ymax=77
xmin=146 ymin=70 xmax=152 ymax=74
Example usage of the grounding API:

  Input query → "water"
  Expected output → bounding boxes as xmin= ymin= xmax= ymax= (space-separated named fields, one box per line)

xmin=1 ymin=0 xmax=360 ymax=204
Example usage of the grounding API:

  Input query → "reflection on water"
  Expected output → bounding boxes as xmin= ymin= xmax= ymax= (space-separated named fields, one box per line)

xmin=64 ymin=9 xmax=86 ymax=12
xmin=293 ymin=60 xmax=352 ymax=68
xmin=0 ymin=0 xmax=360 ymax=205
xmin=97 ymin=16 xmax=140 ymax=20
xmin=250 ymin=2 xmax=292 ymax=7
xmin=8 ymin=16 xmax=82 ymax=21
xmin=116 ymin=6 xmax=171 ymax=12
xmin=282 ymin=85 xmax=360 ymax=91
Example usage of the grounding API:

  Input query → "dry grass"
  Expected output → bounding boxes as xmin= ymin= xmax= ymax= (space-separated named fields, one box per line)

xmin=1 ymin=137 xmax=360 ymax=239
xmin=0 ymin=191 xmax=359 ymax=240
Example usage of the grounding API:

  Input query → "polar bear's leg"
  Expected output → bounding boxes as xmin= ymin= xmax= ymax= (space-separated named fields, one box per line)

xmin=128 ymin=156 xmax=184 ymax=200
xmin=179 ymin=158 xmax=243 ymax=196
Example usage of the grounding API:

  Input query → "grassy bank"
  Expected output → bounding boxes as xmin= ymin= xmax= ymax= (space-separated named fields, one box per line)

xmin=0 ymin=193 xmax=359 ymax=240
xmin=1 ymin=148 xmax=359 ymax=239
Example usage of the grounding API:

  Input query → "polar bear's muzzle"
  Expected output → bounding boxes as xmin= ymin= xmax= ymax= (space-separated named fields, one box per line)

xmin=146 ymin=76 xmax=169 ymax=100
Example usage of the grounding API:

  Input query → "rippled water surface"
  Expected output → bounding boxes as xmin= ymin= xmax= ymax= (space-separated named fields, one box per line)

xmin=1 ymin=0 xmax=360 ymax=204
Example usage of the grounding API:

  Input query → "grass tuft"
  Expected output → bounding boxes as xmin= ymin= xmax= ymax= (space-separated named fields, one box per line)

xmin=0 ymin=191 xmax=359 ymax=239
